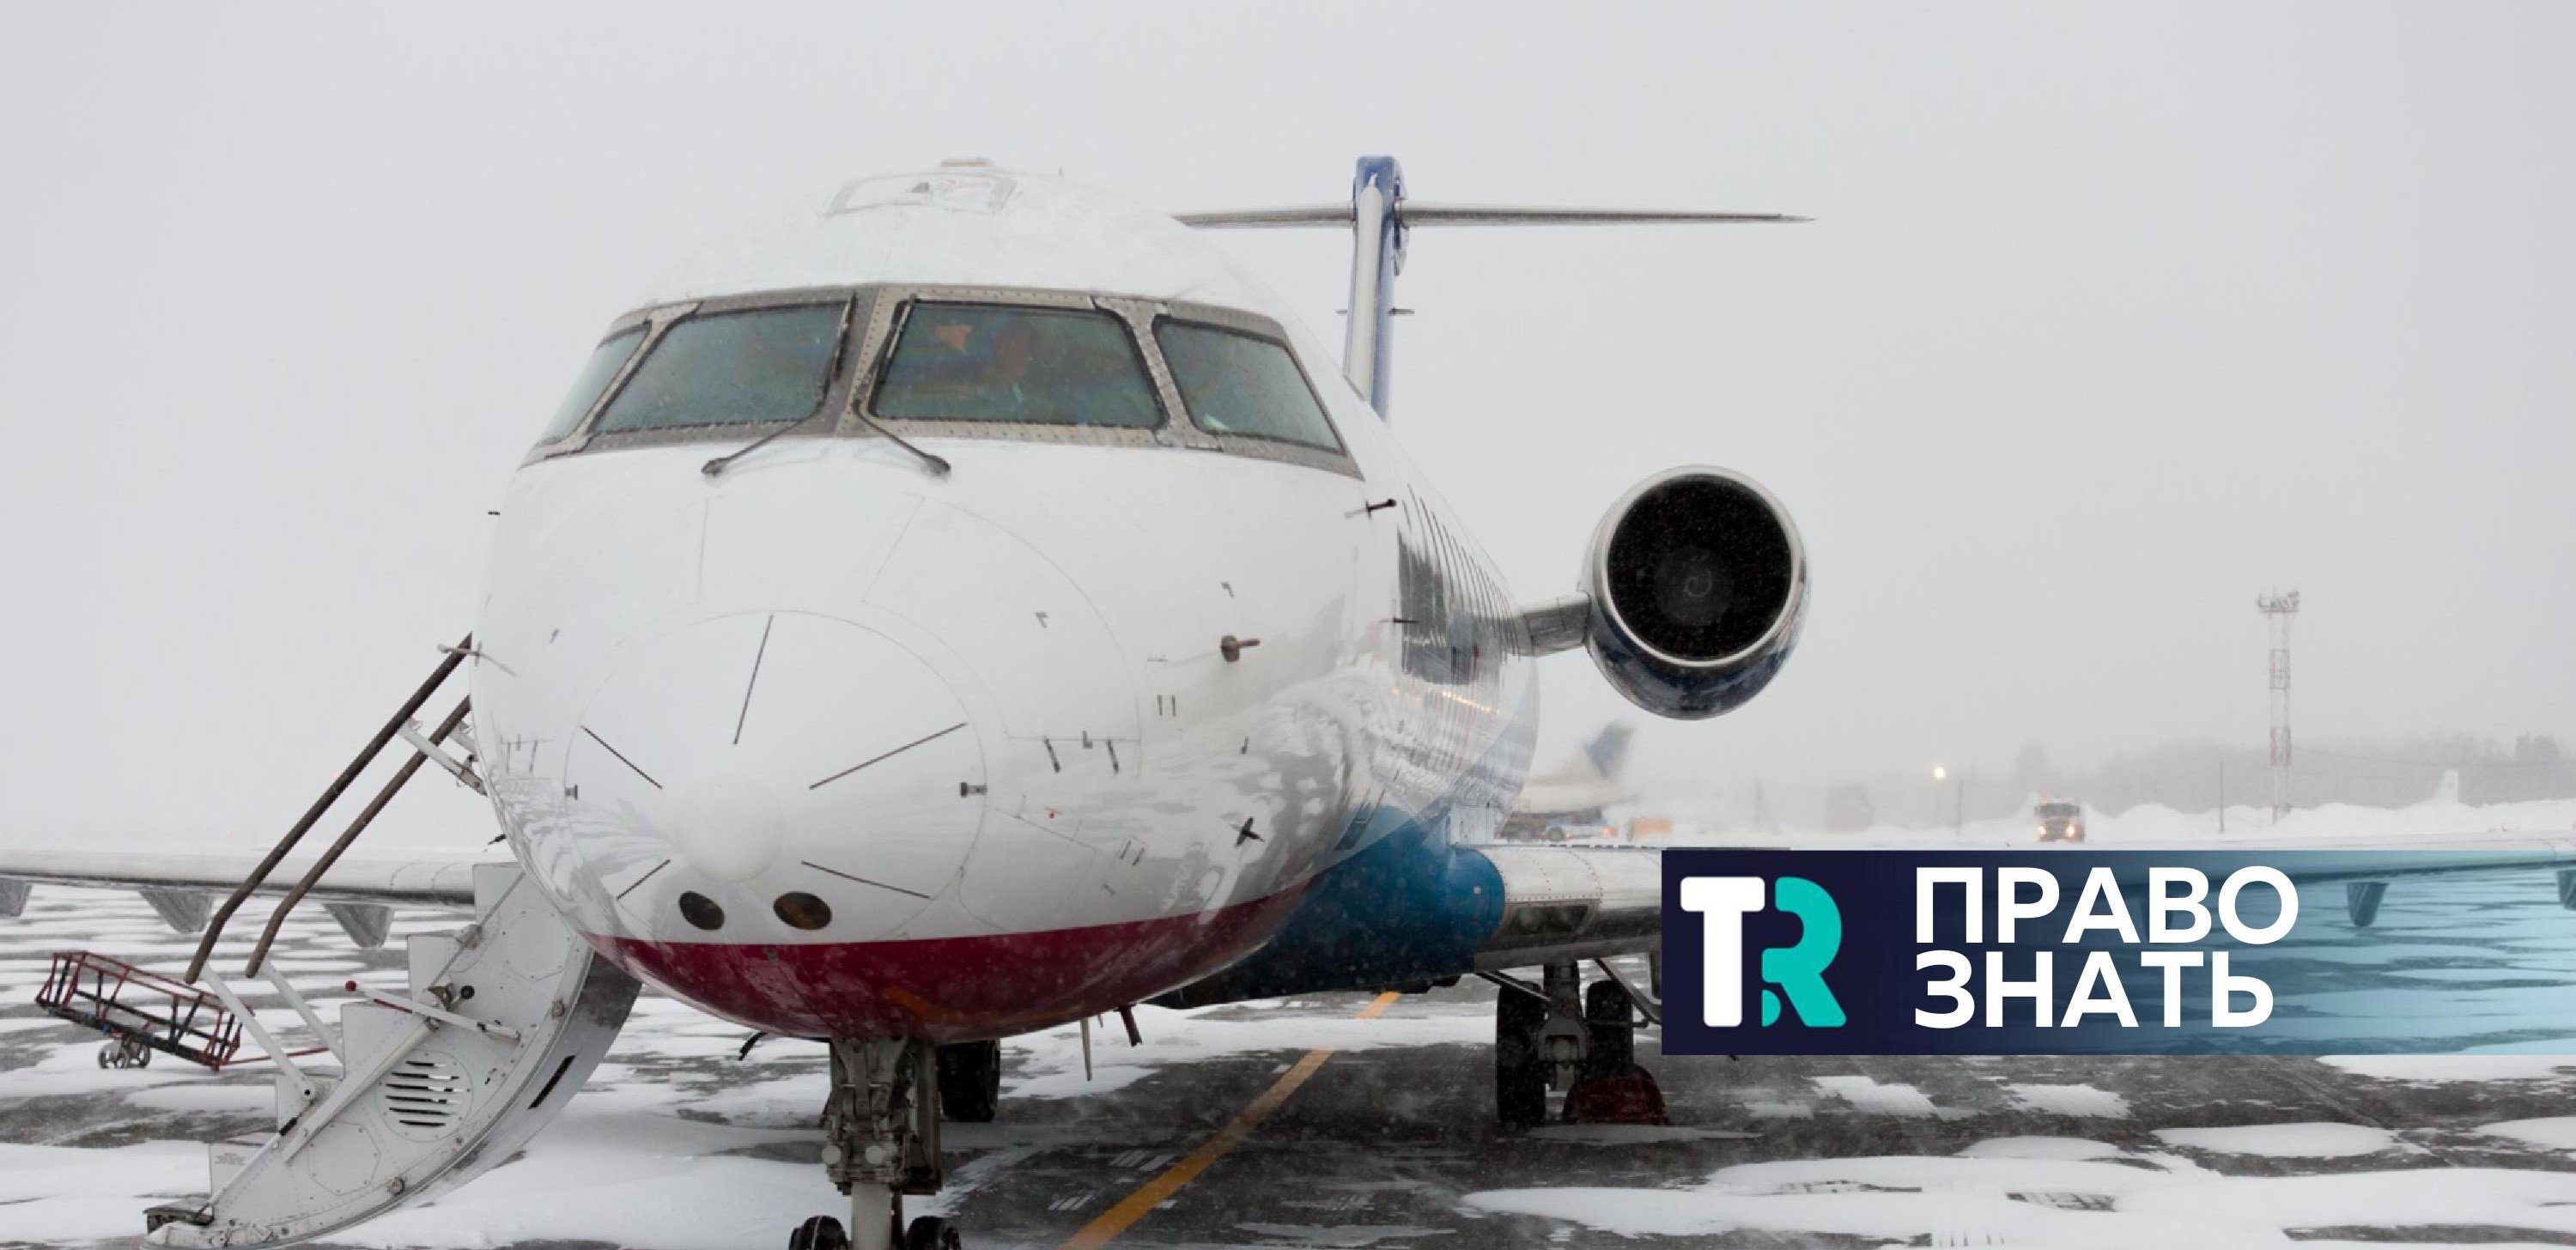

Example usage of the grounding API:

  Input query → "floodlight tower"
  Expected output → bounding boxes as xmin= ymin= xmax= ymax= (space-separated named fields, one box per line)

xmin=2256 ymin=590 xmax=2301 ymax=822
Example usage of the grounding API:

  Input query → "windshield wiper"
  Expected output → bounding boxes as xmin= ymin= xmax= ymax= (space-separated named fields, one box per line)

xmin=701 ymin=415 xmax=808 ymax=478
xmin=848 ymin=409 xmax=951 ymax=477
xmin=703 ymin=296 xmax=950 ymax=479
xmin=705 ymin=298 xmax=859 ymax=479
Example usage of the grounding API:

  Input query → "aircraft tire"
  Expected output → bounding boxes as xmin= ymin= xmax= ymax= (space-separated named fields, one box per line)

xmin=789 ymin=1215 xmax=849 ymax=1250
xmin=904 ymin=1216 xmax=963 ymax=1249
xmin=1582 ymin=979 xmax=1635 ymax=1079
xmin=1495 ymin=986 xmax=1549 ymax=1129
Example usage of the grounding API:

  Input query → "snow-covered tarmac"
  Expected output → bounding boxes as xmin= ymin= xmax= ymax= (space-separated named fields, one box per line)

xmin=12 ymin=855 xmax=2576 ymax=1247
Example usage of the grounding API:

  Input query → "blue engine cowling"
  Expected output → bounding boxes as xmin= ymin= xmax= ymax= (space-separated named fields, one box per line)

xmin=1583 ymin=466 xmax=1807 ymax=720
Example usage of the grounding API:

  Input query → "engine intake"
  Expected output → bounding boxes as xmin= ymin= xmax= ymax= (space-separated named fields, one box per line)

xmin=1583 ymin=466 xmax=1806 ymax=719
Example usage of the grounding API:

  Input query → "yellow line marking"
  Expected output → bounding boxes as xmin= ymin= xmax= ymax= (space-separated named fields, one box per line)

xmin=1056 ymin=991 xmax=1400 ymax=1250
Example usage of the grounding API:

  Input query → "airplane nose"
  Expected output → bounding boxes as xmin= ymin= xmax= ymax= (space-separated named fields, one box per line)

xmin=665 ymin=767 xmax=785 ymax=883
xmin=568 ymin=611 xmax=987 ymax=938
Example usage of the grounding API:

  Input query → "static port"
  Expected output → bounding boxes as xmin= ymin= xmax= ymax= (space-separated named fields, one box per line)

xmin=774 ymin=892 xmax=833 ymax=931
xmin=677 ymin=891 xmax=725 ymax=931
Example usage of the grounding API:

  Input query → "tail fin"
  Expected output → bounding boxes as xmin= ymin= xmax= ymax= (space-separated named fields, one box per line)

xmin=1175 ymin=156 xmax=1801 ymax=419
xmin=1582 ymin=723 xmax=1637 ymax=781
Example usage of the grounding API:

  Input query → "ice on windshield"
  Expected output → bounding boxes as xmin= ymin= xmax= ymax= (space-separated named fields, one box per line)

xmin=872 ymin=303 xmax=1160 ymax=428
xmin=536 ymin=326 xmax=645 ymax=442
xmin=1156 ymin=320 xmax=1341 ymax=452
xmin=593 ymin=304 xmax=846 ymax=434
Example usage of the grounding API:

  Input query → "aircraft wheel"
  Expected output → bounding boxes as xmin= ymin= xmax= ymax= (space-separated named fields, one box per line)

xmin=788 ymin=1215 xmax=849 ymax=1250
xmin=903 ymin=1216 xmax=962 ymax=1249
xmin=1495 ymin=986 xmax=1549 ymax=1129
xmin=937 ymin=1041 xmax=1000 ymax=1123
xmin=96 ymin=1042 xmax=112 ymax=1069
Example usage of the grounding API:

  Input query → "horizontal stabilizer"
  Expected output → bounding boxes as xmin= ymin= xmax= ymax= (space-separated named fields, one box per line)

xmin=1176 ymin=202 xmax=1804 ymax=229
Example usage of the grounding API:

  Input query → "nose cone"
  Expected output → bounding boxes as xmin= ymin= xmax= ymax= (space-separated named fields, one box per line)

xmin=568 ymin=611 xmax=987 ymax=940
xmin=665 ymin=768 xmax=786 ymax=883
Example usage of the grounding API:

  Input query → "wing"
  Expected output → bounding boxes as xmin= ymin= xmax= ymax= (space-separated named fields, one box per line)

xmin=0 ymin=847 xmax=485 ymax=946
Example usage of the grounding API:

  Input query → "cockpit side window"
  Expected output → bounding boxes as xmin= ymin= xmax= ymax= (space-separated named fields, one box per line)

xmin=594 ymin=304 xmax=846 ymax=434
xmin=537 ymin=327 xmax=646 ymax=443
xmin=1155 ymin=320 xmax=1342 ymax=452
xmin=872 ymin=303 xmax=1161 ymax=428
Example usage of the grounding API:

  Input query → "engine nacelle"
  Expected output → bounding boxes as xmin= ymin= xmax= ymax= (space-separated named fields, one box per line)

xmin=1582 ymin=466 xmax=1807 ymax=719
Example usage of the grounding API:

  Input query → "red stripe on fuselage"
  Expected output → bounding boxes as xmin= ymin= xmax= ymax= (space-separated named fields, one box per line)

xmin=596 ymin=889 xmax=1309 ymax=1042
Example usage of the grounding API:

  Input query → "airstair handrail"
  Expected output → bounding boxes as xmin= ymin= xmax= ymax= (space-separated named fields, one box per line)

xmin=242 ymin=696 xmax=471 ymax=977
xmin=183 ymin=634 xmax=472 ymax=982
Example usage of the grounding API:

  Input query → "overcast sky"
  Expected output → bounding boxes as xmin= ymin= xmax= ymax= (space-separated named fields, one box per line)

xmin=2 ymin=4 xmax=2569 ymax=847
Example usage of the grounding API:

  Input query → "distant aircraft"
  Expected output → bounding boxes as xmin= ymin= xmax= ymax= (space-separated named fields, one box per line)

xmin=0 ymin=158 xmax=1815 ymax=1250
xmin=1504 ymin=723 xmax=1638 ymax=837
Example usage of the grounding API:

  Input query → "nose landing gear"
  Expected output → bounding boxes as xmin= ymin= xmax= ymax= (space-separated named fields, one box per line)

xmin=803 ymin=1038 xmax=969 ymax=1250
xmin=789 ymin=1215 xmax=959 ymax=1250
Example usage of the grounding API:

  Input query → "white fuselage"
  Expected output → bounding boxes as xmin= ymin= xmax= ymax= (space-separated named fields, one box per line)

xmin=465 ymin=167 xmax=1537 ymax=1040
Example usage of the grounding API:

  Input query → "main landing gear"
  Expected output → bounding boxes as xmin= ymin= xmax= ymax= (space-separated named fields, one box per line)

xmin=1493 ymin=960 xmax=1668 ymax=1128
xmin=792 ymin=1038 xmax=964 ymax=1250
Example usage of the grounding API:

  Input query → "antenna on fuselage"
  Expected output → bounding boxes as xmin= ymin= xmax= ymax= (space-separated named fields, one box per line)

xmin=1176 ymin=156 xmax=1805 ymax=420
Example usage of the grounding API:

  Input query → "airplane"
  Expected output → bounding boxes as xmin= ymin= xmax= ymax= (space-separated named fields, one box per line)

xmin=0 ymin=155 xmax=1815 ymax=1250
xmin=1501 ymin=722 xmax=1638 ymax=839
xmin=10 ymin=155 xmax=2567 ymax=1250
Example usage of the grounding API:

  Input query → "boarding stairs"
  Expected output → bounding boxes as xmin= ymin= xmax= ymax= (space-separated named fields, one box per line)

xmin=147 ymin=863 xmax=639 ymax=1247
xmin=100 ymin=636 xmax=643 ymax=1246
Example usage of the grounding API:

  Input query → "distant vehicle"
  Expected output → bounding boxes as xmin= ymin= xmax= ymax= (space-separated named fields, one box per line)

xmin=2036 ymin=799 xmax=2087 ymax=843
xmin=1545 ymin=822 xmax=1619 ymax=843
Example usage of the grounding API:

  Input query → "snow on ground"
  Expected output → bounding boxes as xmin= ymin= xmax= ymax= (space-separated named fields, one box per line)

xmin=2479 ymin=1117 xmax=2576 ymax=1150
xmin=2005 ymin=1084 xmax=2130 ymax=1118
xmin=2320 ymin=1053 xmax=2576 ymax=1083
xmin=1465 ymin=1144 xmax=2576 ymax=1246
xmin=1957 ymin=1135 xmax=2125 ymax=1159
xmin=2151 ymin=1121 xmax=2403 ymax=1157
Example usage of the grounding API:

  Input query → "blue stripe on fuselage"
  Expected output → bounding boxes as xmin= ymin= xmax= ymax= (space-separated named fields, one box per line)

xmin=1151 ymin=804 xmax=1503 ymax=1007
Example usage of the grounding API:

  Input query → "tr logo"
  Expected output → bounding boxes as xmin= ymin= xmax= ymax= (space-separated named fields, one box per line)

xmin=1680 ymin=876 xmax=1846 ymax=1029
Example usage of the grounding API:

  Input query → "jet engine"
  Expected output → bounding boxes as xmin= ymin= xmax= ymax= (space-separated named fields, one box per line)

xmin=1578 ymin=465 xmax=1807 ymax=719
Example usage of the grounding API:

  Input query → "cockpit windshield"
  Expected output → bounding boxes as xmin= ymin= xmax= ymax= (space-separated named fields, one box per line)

xmin=1155 ymin=320 xmax=1341 ymax=452
xmin=537 ymin=326 xmax=645 ymax=443
xmin=594 ymin=303 xmax=847 ymax=434
xmin=872 ymin=303 xmax=1160 ymax=428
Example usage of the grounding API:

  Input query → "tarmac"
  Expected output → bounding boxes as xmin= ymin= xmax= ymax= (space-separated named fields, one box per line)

xmin=11 ymin=882 xmax=2576 ymax=1247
